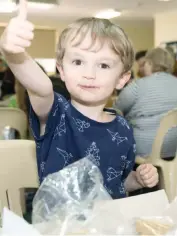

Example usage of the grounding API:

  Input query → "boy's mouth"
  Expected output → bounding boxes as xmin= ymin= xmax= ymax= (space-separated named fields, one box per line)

xmin=78 ymin=85 xmax=100 ymax=90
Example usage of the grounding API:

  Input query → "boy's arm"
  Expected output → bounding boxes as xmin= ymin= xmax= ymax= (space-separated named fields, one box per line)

xmin=122 ymin=139 xmax=144 ymax=192
xmin=121 ymin=142 xmax=143 ymax=192
xmin=124 ymin=171 xmax=142 ymax=192
xmin=3 ymin=52 xmax=54 ymax=121
xmin=0 ymin=0 xmax=54 ymax=123
xmin=125 ymin=164 xmax=159 ymax=192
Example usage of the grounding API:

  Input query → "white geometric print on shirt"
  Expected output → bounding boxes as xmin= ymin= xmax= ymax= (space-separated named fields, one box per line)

xmin=53 ymin=95 xmax=69 ymax=116
xmin=57 ymin=94 xmax=69 ymax=110
xmin=56 ymin=93 xmax=63 ymax=102
xmin=56 ymin=148 xmax=73 ymax=167
xmin=117 ymin=116 xmax=130 ymax=129
xmin=133 ymin=144 xmax=136 ymax=153
xmin=36 ymin=142 xmax=41 ymax=149
xmin=53 ymin=103 xmax=59 ymax=117
xmin=73 ymin=117 xmax=90 ymax=132
xmin=53 ymin=114 xmax=66 ymax=138
xmin=107 ymin=167 xmax=123 ymax=182
xmin=107 ymin=129 xmax=128 ymax=145
xmin=121 ymin=155 xmax=127 ymax=161
xmin=104 ymin=184 xmax=113 ymax=195
xmin=40 ymin=161 xmax=46 ymax=173
xmin=119 ymin=182 xmax=126 ymax=195
xmin=125 ymin=160 xmax=132 ymax=169
xmin=63 ymin=101 xmax=70 ymax=111
xmin=86 ymin=142 xmax=100 ymax=166
xmin=120 ymin=155 xmax=127 ymax=169
xmin=121 ymin=155 xmax=132 ymax=170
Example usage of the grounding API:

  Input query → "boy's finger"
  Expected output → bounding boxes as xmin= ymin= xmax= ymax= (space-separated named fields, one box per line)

xmin=18 ymin=0 xmax=28 ymax=20
xmin=137 ymin=164 xmax=147 ymax=173
xmin=143 ymin=173 xmax=159 ymax=186
xmin=140 ymin=165 xmax=151 ymax=174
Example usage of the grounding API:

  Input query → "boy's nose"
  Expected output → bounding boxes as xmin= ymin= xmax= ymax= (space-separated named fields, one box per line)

xmin=83 ymin=66 xmax=96 ymax=80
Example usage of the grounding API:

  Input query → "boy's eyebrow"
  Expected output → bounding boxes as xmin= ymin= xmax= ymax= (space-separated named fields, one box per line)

xmin=66 ymin=51 xmax=120 ymax=63
xmin=98 ymin=57 xmax=118 ymax=62
xmin=68 ymin=53 xmax=118 ymax=61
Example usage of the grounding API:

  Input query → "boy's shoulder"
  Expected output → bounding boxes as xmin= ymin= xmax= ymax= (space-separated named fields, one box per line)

xmin=104 ymin=108 xmax=131 ymax=129
xmin=53 ymin=92 xmax=70 ymax=113
xmin=116 ymin=115 xmax=133 ymax=134
xmin=114 ymin=114 xmax=134 ymax=145
xmin=116 ymin=114 xmax=131 ymax=129
xmin=105 ymin=108 xmax=134 ymax=140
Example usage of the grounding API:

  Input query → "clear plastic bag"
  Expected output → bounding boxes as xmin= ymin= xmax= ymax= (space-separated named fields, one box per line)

xmin=32 ymin=157 xmax=120 ymax=235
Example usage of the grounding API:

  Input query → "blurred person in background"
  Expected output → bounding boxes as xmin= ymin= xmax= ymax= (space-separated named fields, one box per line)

xmin=114 ymin=47 xmax=177 ymax=159
xmin=165 ymin=46 xmax=177 ymax=77
xmin=0 ymin=54 xmax=7 ymax=81
xmin=0 ymin=54 xmax=8 ymax=98
xmin=135 ymin=50 xmax=147 ymax=78
xmin=0 ymin=67 xmax=15 ymax=100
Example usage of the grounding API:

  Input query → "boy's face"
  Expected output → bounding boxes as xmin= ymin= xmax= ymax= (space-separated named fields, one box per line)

xmin=58 ymin=34 xmax=130 ymax=105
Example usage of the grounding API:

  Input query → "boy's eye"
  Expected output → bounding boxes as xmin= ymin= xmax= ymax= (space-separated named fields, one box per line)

xmin=72 ymin=59 xmax=82 ymax=65
xmin=100 ymin=63 xmax=110 ymax=69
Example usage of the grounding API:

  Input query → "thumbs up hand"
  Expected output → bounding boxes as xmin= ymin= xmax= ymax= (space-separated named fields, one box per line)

xmin=0 ymin=0 xmax=34 ymax=54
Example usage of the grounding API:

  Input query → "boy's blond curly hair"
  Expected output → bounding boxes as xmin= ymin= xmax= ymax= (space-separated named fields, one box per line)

xmin=56 ymin=17 xmax=134 ymax=74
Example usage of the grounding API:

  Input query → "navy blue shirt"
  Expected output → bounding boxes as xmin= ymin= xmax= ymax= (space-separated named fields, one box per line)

xmin=29 ymin=93 xmax=136 ymax=199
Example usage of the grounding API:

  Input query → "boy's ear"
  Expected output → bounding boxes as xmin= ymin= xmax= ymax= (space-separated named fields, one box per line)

xmin=56 ymin=63 xmax=65 ymax=82
xmin=116 ymin=71 xmax=131 ymax=90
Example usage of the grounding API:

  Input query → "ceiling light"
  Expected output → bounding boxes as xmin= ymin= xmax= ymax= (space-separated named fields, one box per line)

xmin=27 ymin=2 xmax=55 ymax=10
xmin=95 ymin=9 xmax=121 ymax=19
xmin=0 ymin=2 xmax=17 ymax=13
xmin=158 ymin=0 xmax=172 ymax=2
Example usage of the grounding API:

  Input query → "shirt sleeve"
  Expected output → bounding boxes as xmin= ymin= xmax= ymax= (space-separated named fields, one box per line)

xmin=113 ymin=81 xmax=138 ymax=115
xmin=28 ymin=92 xmax=66 ymax=141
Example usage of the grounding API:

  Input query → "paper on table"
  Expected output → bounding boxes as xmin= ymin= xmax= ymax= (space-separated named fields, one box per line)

xmin=93 ymin=190 xmax=169 ymax=219
xmin=1 ymin=208 xmax=41 ymax=236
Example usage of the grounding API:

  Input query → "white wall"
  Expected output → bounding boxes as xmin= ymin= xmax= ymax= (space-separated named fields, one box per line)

xmin=115 ymin=19 xmax=154 ymax=52
xmin=154 ymin=10 xmax=177 ymax=46
xmin=0 ymin=14 xmax=155 ymax=64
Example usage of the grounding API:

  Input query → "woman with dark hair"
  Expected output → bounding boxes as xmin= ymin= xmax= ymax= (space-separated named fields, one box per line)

xmin=135 ymin=50 xmax=147 ymax=78
xmin=0 ymin=54 xmax=7 ymax=82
